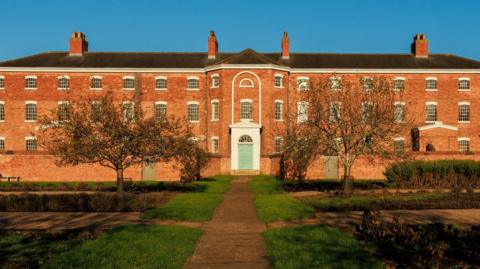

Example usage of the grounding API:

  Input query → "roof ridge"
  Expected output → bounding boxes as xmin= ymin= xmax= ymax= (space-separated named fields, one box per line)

xmin=214 ymin=48 xmax=281 ymax=65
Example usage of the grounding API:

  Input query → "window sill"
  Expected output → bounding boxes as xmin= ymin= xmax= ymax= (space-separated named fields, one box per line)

xmin=189 ymin=120 xmax=200 ymax=123
xmin=211 ymin=86 xmax=219 ymax=89
xmin=274 ymin=119 xmax=284 ymax=122
xmin=0 ymin=120 xmax=4 ymax=123
xmin=155 ymin=88 xmax=167 ymax=91
xmin=90 ymin=88 xmax=103 ymax=91
xmin=211 ymin=119 xmax=219 ymax=122
xmin=458 ymin=89 xmax=471 ymax=92
xmin=25 ymin=88 xmax=37 ymax=90
xmin=187 ymin=88 xmax=200 ymax=91
xmin=0 ymin=88 xmax=4 ymax=90
xmin=57 ymin=88 xmax=68 ymax=90
xmin=25 ymin=120 xmax=37 ymax=123
xmin=425 ymin=89 xmax=438 ymax=92
xmin=123 ymin=88 xmax=135 ymax=91
xmin=274 ymin=86 xmax=284 ymax=89
xmin=425 ymin=121 xmax=437 ymax=124
xmin=458 ymin=121 xmax=470 ymax=123
xmin=393 ymin=89 xmax=404 ymax=91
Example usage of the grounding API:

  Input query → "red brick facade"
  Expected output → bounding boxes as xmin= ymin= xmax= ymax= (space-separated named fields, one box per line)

xmin=0 ymin=32 xmax=479 ymax=181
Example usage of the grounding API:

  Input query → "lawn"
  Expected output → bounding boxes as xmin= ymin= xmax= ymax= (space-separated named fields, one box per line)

xmin=45 ymin=225 xmax=202 ymax=269
xmin=263 ymin=225 xmax=384 ymax=269
xmin=251 ymin=175 xmax=315 ymax=223
xmin=142 ymin=175 xmax=232 ymax=221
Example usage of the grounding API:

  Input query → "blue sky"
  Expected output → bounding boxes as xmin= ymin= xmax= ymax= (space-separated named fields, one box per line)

xmin=1 ymin=0 xmax=479 ymax=61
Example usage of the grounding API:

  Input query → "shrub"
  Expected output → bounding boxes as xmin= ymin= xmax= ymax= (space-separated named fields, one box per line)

xmin=384 ymin=160 xmax=480 ymax=189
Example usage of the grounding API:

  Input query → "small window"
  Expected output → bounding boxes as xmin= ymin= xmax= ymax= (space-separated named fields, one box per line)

xmin=58 ymin=76 xmax=70 ymax=90
xmin=240 ymin=100 xmax=253 ymax=120
xmin=155 ymin=77 xmax=167 ymax=89
xmin=394 ymin=102 xmax=405 ymax=123
xmin=211 ymin=100 xmax=219 ymax=121
xmin=155 ymin=102 xmax=167 ymax=121
xmin=330 ymin=77 xmax=341 ymax=90
xmin=239 ymin=78 xmax=254 ymax=88
xmin=0 ymin=102 xmax=4 ymax=121
xmin=91 ymin=102 xmax=103 ymax=120
xmin=425 ymin=103 xmax=437 ymax=122
xmin=329 ymin=102 xmax=341 ymax=122
xmin=394 ymin=139 xmax=405 ymax=154
xmin=297 ymin=101 xmax=308 ymax=123
xmin=211 ymin=75 xmax=219 ymax=88
xmin=25 ymin=137 xmax=37 ymax=151
xmin=425 ymin=78 xmax=437 ymax=90
xmin=458 ymin=138 xmax=470 ymax=153
xmin=458 ymin=103 xmax=470 ymax=122
xmin=187 ymin=102 xmax=199 ymax=122
xmin=90 ymin=76 xmax=103 ymax=89
xmin=0 ymin=138 xmax=4 ymax=151
xmin=25 ymin=76 xmax=37 ymax=89
xmin=274 ymin=137 xmax=283 ymax=153
xmin=123 ymin=77 xmax=135 ymax=90
xmin=274 ymin=100 xmax=283 ymax=121
xmin=122 ymin=102 xmax=134 ymax=121
xmin=187 ymin=77 xmax=199 ymax=89
xmin=25 ymin=102 xmax=37 ymax=122
xmin=0 ymin=76 xmax=5 ymax=89
xmin=57 ymin=102 xmax=70 ymax=121
xmin=361 ymin=102 xmax=373 ymax=120
xmin=297 ymin=77 xmax=309 ymax=91
xmin=458 ymin=78 xmax=470 ymax=90
xmin=362 ymin=77 xmax=373 ymax=91
xmin=393 ymin=78 xmax=405 ymax=91
xmin=274 ymin=75 xmax=283 ymax=88
xmin=211 ymin=137 xmax=219 ymax=153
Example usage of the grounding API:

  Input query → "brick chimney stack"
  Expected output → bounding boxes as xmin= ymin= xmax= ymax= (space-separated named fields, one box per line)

xmin=281 ymin=32 xmax=290 ymax=60
xmin=411 ymin=33 xmax=428 ymax=58
xmin=69 ymin=32 xmax=88 ymax=56
xmin=208 ymin=31 xmax=218 ymax=59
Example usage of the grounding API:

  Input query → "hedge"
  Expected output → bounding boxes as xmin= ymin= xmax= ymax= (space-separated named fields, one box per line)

xmin=384 ymin=160 xmax=480 ymax=189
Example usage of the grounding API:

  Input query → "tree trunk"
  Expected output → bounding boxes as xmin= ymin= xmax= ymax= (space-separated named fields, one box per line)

xmin=342 ymin=163 xmax=353 ymax=196
xmin=116 ymin=168 xmax=125 ymax=199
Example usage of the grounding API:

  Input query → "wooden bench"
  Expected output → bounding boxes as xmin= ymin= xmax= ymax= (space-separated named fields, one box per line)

xmin=0 ymin=174 xmax=20 ymax=182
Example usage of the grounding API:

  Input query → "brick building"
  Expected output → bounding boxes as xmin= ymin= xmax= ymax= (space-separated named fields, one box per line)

xmin=0 ymin=31 xmax=479 ymax=181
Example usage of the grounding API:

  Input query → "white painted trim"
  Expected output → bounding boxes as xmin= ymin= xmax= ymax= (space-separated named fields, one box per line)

xmin=57 ymin=75 xmax=70 ymax=79
xmin=458 ymin=137 xmax=470 ymax=141
xmin=394 ymin=101 xmax=405 ymax=105
xmin=25 ymin=136 xmax=37 ymax=140
xmin=206 ymin=64 xmax=290 ymax=72
xmin=0 ymin=137 xmax=4 ymax=140
xmin=211 ymin=136 xmax=219 ymax=140
xmin=0 ymin=76 xmax=4 ymax=79
xmin=458 ymin=77 xmax=470 ymax=81
xmin=274 ymin=73 xmax=284 ymax=78
xmin=25 ymin=75 xmax=37 ymax=79
xmin=187 ymin=101 xmax=200 ymax=105
xmin=393 ymin=137 xmax=405 ymax=141
xmin=155 ymin=101 xmax=167 ymax=105
xmin=0 ymin=67 xmax=206 ymax=73
xmin=297 ymin=76 xmax=309 ymax=80
xmin=239 ymin=78 xmax=254 ymax=88
xmin=91 ymin=75 xmax=103 ymax=79
xmin=240 ymin=99 xmax=253 ymax=103
xmin=0 ymin=101 xmax=4 ymax=104
xmin=425 ymin=101 xmax=438 ymax=105
xmin=25 ymin=101 xmax=37 ymax=104
xmin=57 ymin=101 xmax=69 ymax=105
xmin=231 ymin=71 xmax=262 ymax=125
xmin=394 ymin=77 xmax=405 ymax=80
xmin=122 ymin=75 xmax=135 ymax=80
xmin=274 ymin=99 xmax=284 ymax=104
xmin=417 ymin=122 xmax=458 ymax=131
xmin=425 ymin=77 xmax=437 ymax=80
xmin=458 ymin=101 xmax=470 ymax=105
xmin=210 ymin=99 xmax=219 ymax=103
xmin=187 ymin=76 xmax=199 ymax=80
xmin=155 ymin=76 xmax=167 ymax=80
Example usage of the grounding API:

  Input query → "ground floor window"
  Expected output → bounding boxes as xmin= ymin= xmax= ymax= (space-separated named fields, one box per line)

xmin=458 ymin=138 xmax=470 ymax=153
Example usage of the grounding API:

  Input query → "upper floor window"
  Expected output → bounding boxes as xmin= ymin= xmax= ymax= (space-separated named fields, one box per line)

xmin=211 ymin=74 xmax=219 ymax=88
xmin=122 ymin=101 xmax=134 ymax=122
xmin=394 ymin=138 xmax=405 ymax=155
xmin=25 ymin=137 xmax=37 ymax=151
xmin=297 ymin=101 xmax=308 ymax=123
xmin=274 ymin=100 xmax=283 ymax=121
xmin=25 ymin=76 xmax=37 ymax=89
xmin=155 ymin=102 xmax=167 ymax=121
xmin=240 ymin=99 xmax=253 ymax=120
xmin=58 ymin=76 xmax=70 ymax=90
xmin=239 ymin=78 xmax=254 ymax=88
xmin=361 ymin=102 xmax=373 ymax=121
xmin=425 ymin=102 xmax=437 ymax=122
xmin=25 ymin=101 xmax=37 ymax=122
xmin=187 ymin=77 xmax=199 ymax=90
xmin=0 ymin=101 xmax=4 ymax=122
xmin=458 ymin=102 xmax=470 ymax=122
xmin=211 ymin=137 xmax=219 ymax=153
xmin=274 ymin=74 xmax=283 ymax=88
xmin=362 ymin=77 xmax=373 ymax=91
xmin=90 ymin=76 xmax=103 ymax=89
xmin=393 ymin=77 xmax=405 ymax=91
xmin=123 ymin=76 xmax=135 ymax=90
xmin=155 ymin=77 xmax=167 ymax=90
xmin=425 ymin=77 xmax=437 ymax=90
xmin=330 ymin=77 xmax=341 ymax=90
xmin=0 ymin=137 xmax=4 ymax=151
xmin=329 ymin=102 xmax=342 ymax=122
xmin=187 ymin=102 xmax=199 ymax=122
xmin=57 ymin=101 xmax=70 ymax=121
xmin=0 ymin=76 xmax=4 ymax=89
xmin=211 ymin=100 xmax=219 ymax=121
xmin=274 ymin=137 xmax=283 ymax=153
xmin=458 ymin=78 xmax=470 ymax=91
xmin=297 ymin=77 xmax=309 ymax=91
xmin=394 ymin=102 xmax=405 ymax=123
xmin=458 ymin=138 xmax=470 ymax=153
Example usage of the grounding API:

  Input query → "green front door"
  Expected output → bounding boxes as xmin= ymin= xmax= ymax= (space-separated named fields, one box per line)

xmin=238 ymin=144 xmax=253 ymax=170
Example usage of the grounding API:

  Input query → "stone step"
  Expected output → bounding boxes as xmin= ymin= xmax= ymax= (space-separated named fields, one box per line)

xmin=231 ymin=170 xmax=260 ymax=176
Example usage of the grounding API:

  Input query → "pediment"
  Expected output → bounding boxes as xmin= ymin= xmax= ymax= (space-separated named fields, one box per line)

xmin=417 ymin=121 xmax=458 ymax=131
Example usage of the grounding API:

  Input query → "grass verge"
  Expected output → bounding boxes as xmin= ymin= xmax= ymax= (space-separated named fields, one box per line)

xmin=142 ymin=175 xmax=232 ymax=221
xmin=251 ymin=175 xmax=315 ymax=223
xmin=263 ymin=225 xmax=383 ymax=269
xmin=44 ymin=225 xmax=202 ymax=269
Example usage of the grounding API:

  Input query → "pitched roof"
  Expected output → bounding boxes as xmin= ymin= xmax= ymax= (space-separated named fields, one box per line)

xmin=1 ymin=49 xmax=479 ymax=69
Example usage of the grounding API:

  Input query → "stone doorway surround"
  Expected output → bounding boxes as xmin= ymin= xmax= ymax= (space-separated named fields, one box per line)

xmin=230 ymin=121 xmax=261 ymax=173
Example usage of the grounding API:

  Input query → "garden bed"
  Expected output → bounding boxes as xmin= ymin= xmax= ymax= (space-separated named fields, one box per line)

xmin=282 ymin=179 xmax=393 ymax=192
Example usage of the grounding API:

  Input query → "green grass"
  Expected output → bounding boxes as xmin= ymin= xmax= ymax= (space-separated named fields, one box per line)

xmin=263 ymin=225 xmax=384 ymax=269
xmin=44 ymin=225 xmax=203 ymax=269
xmin=142 ymin=175 xmax=232 ymax=221
xmin=251 ymin=175 xmax=315 ymax=223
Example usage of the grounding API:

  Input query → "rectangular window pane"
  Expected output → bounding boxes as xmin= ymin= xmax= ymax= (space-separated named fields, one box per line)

xmin=26 ymin=139 xmax=37 ymax=151
xmin=275 ymin=102 xmax=283 ymax=120
xmin=155 ymin=103 xmax=167 ymax=120
xmin=459 ymin=140 xmax=470 ymax=152
xmin=212 ymin=76 xmax=219 ymax=87
xmin=275 ymin=76 xmax=282 ymax=87
xmin=188 ymin=104 xmax=199 ymax=121
xmin=275 ymin=137 xmax=282 ymax=153
xmin=25 ymin=78 xmax=37 ymax=89
xmin=426 ymin=79 xmax=437 ymax=89
xmin=91 ymin=78 xmax=102 ymax=89
xmin=58 ymin=103 xmax=70 ymax=121
xmin=122 ymin=103 xmax=134 ymax=121
xmin=0 ymin=78 xmax=5 ymax=89
xmin=123 ymin=78 xmax=135 ymax=89
xmin=458 ymin=105 xmax=470 ymax=121
xmin=188 ymin=79 xmax=199 ymax=89
xmin=212 ymin=139 xmax=219 ymax=153
xmin=426 ymin=104 xmax=437 ymax=122
xmin=394 ymin=104 xmax=405 ymax=122
xmin=330 ymin=78 xmax=341 ymax=90
xmin=0 ymin=139 xmax=4 ymax=151
xmin=25 ymin=103 xmax=37 ymax=121
xmin=58 ymin=77 xmax=70 ymax=89
xmin=329 ymin=102 xmax=341 ymax=122
xmin=394 ymin=79 xmax=405 ymax=90
xmin=459 ymin=80 xmax=470 ymax=90
xmin=0 ymin=104 xmax=4 ymax=121
xmin=212 ymin=102 xmax=219 ymax=120
xmin=297 ymin=102 xmax=308 ymax=122
xmin=156 ymin=79 xmax=167 ymax=89
xmin=241 ymin=102 xmax=252 ymax=120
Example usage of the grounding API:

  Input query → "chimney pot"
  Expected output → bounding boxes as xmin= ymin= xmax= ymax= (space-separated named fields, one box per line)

xmin=411 ymin=33 xmax=428 ymax=58
xmin=69 ymin=31 xmax=88 ymax=56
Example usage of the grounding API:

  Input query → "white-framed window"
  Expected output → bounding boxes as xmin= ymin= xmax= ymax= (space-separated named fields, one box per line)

xmin=297 ymin=77 xmax=309 ymax=91
xmin=361 ymin=101 xmax=373 ymax=120
xmin=330 ymin=77 xmax=341 ymax=91
xmin=274 ymin=100 xmax=283 ymax=121
xmin=458 ymin=137 xmax=470 ymax=153
xmin=25 ymin=136 xmax=37 ymax=151
xmin=0 ymin=76 xmax=5 ymax=89
xmin=329 ymin=102 xmax=341 ymax=122
xmin=58 ymin=76 xmax=70 ymax=90
xmin=239 ymin=78 xmax=254 ymax=88
xmin=425 ymin=101 xmax=437 ymax=122
xmin=187 ymin=101 xmax=200 ymax=122
xmin=458 ymin=77 xmax=470 ymax=91
xmin=240 ymin=99 xmax=253 ymax=120
xmin=90 ymin=76 xmax=103 ymax=90
xmin=57 ymin=101 xmax=70 ymax=121
xmin=211 ymin=74 xmax=219 ymax=88
xmin=425 ymin=77 xmax=437 ymax=91
xmin=122 ymin=101 xmax=134 ymax=121
xmin=211 ymin=136 xmax=219 ymax=153
xmin=0 ymin=137 xmax=4 ymax=151
xmin=458 ymin=102 xmax=470 ymax=122
xmin=274 ymin=137 xmax=283 ymax=153
xmin=155 ymin=101 xmax=167 ymax=120
xmin=123 ymin=76 xmax=135 ymax=90
xmin=155 ymin=76 xmax=167 ymax=90
xmin=393 ymin=137 xmax=405 ymax=154
xmin=274 ymin=74 xmax=283 ymax=88
xmin=211 ymin=100 xmax=219 ymax=121
xmin=25 ymin=101 xmax=37 ymax=122
xmin=25 ymin=76 xmax=37 ymax=90
xmin=297 ymin=101 xmax=308 ymax=123
xmin=0 ymin=101 xmax=4 ymax=122
xmin=393 ymin=77 xmax=405 ymax=91
xmin=394 ymin=102 xmax=405 ymax=123
xmin=362 ymin=77 xmax=373 ymax=91
xmin=187 ymin=76 xmax=199 ymax=90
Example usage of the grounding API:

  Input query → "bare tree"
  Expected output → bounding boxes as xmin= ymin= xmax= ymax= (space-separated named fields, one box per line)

xmin=174 ymin=136 xmax=211 ymax=182
xmin=37 ymin=91 xmax=185 ymax=198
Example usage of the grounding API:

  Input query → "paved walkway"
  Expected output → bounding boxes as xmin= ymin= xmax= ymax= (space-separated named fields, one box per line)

xmin=183 ymin=176 xmax=269 ymax=269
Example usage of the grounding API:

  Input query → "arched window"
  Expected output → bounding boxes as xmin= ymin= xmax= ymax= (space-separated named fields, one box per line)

xmin=238 ymin=135 xmax=253 ymax=143
xmin=425 ymin=143 xmax=436 ymax=152
xmin=239 ymin=78 xmax=254 ymax=88
xmin=155 ymin=77 xmax=167 ymax=90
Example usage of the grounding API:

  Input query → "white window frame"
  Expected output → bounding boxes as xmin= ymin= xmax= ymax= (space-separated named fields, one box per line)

xmin=25 ymin=101 xmax=37 ymax=122
xmin=90 ymin=75 xmax=103 ymax=90
xmin=25 ymin=136 xmax=37 ymax=151
xmin=154 ymin=101 xmax=167 ymax=120
xmin=0 ymin=101 xmax=4 ymax=122
xmin=187 ymin=101 xmax=200 ymax=123
xmin=274 ymin=74 xmax=283 ymax=88
xmin=393 ymin=137 xmax=405 ymax=154
xmin=297 ymin=76 xmax=309 ymax=91
xmin=330 ymin=76 xmax=342 ymax=91
xmin=122 ymin=75 xmax=135 ymax=91
xmin=211 ymin=99 xmax=219 ymax=121
xmin=425 ymin=101 xmax=438 ymax=123
xmin=240 ymin=99 xmax=253 ymax=120
xmin=458 ymin=101 xmax=470 ymax=123
xmin=0 ymin=137 xmax=4 ymax=151
xmin=274 ymin=136 xmax=283 ymax=153
xmin=155 ymin=76 xmax=167 ymax=90
xmin=0 ymin=76 xmax=5 ymax=90
xmin=425 ymin=77 xmax=438 ymax=91
xmin=57 ymin=75 xmax=70 ymax=90
xmin=25 ymin=75 xmax=37 ymax=90
xmin=239 ymin=78 xmax=254 ymax=88
xmin=393 ymin=77 xmax=405 ymax=91
xmin=297 ymin=101 xmax=309 ymax=123
xmin=274 ymin=100 xmax=283 ymax=121
xmin=57 ymin=101 xmax=70 ymax=121
xmin=211 ymin=74 xmax=219 ymax=88
xmin=122 ymin=101 xmax=135 ymax=121
xmin=394 ymin=101 xmax=406 ymax=123
xmin=458 ymin=137 xmax=470 ymax=153
xmin=211 ymin=136 xmax=219 ymax=153
xmin=187 ymin=76 xmax=200 ymax=90
xmin=458 ymin=77 xmax=470 ymax=91
xmin=362 ymin=76 xmax=373 ymax=91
